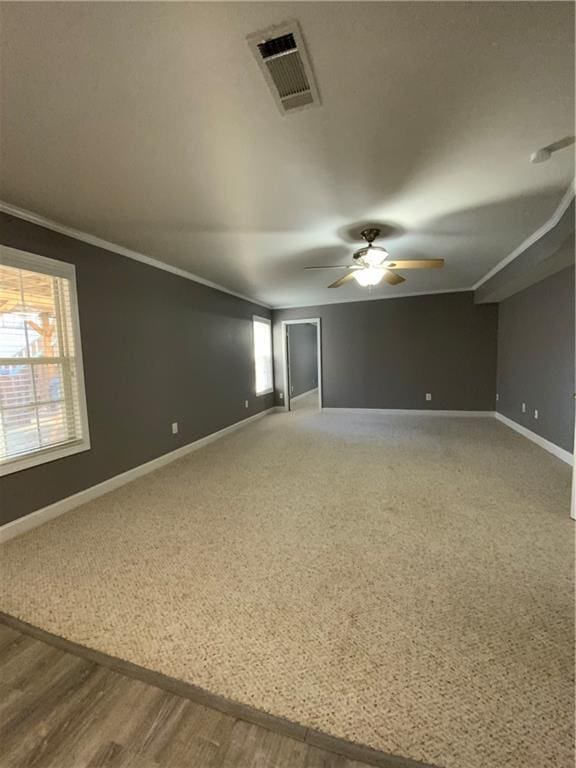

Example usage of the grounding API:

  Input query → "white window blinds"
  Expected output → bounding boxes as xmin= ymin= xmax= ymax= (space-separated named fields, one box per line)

xmin=0 ymin=248 xmax=90 ymax=474
xmin=253 ymin=316 xmax=273 ymax=395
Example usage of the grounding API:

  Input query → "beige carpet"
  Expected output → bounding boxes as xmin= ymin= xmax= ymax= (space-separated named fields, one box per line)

xmin=1 ymin=410 xmax=574 ymax=768
xmin=290 ymin=388 xmax=319 ymax=411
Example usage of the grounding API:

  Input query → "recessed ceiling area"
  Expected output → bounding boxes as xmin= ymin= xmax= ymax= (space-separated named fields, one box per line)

xmin=0 ymin=2 xmax=574 ymax=307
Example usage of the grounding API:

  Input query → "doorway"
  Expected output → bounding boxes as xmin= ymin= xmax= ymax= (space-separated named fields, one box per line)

xmin=572 ymin=393 xmax=576 ymax=520
xmin=281 ymin=319 xmax=322 ymax=412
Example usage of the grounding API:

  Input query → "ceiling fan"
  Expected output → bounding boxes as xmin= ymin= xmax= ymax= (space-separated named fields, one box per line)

xmin=304 ymin=228 xmax=444 ymax=288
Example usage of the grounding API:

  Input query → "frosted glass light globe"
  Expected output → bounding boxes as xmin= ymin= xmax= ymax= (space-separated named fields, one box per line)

xmin=353 ymin=268 xmax=384 ymax=287
xmin=363 ymin=246 xmax=388 ymax=266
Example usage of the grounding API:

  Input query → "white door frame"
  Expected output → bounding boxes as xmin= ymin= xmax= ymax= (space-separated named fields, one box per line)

xmin=281 ymin=318 xmax=322 ymax=411
xmin=572 ymin=433 xmax=576 ymax=520
xmin=572 ymin=289 xmax=575 ymax=520
xmin=572 ymin=392 xmax=576 ymax=520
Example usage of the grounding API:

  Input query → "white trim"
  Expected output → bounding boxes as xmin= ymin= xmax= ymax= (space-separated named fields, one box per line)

xmin=0 ymin=246 xmax=91 ymax=476
xmin=2 ymin=244 xmax=76 ymax=279
xmin=0 ymin=408 xmax=275 ymax=544
xmin=321 ymin=408 xmax=495 ymax=417
xmin=572 ymin=310 xmax=576 ymax=518
xmin=3 ymin=407 xmax=571 ymax=544
xmin=2 ymin=185 xmax=573 ymax=310
xmin=0 ymin=441 xmax=90 ymax=478
xmin=281 ymin=318 xmax=323 ymax=412
xmin=278 ymin=181 xmax=574 ymax=310
xmin=0 ymin=201 xmax=270 ymax=309
xmin=290 ymin=387 xmax=318 ymax=403
xmin=571 ymin=399 xmax=576 ymax=519
xmin=494 ymin=412 xmax=573 ymax=466
xmin=473 ymin=182 xmax=575 ymax=290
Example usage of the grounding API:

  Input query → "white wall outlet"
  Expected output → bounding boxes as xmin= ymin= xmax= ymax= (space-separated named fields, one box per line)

xmin=279 ymin=392 xmax=284 ymax=400
xmin=521 ymin=402 xmax=526 ymax=413
xmin=244 ymin=400 xmax=249 ymax=409
xmin=171 ymin=422 xmax=179 ymax=435
xmin=496 ymin=393 xmax=499 ymax=402
xmin=534 ymin=409 xmax=539 ymax=419
xmin=425 ymin=393 xmax=432 ymax=401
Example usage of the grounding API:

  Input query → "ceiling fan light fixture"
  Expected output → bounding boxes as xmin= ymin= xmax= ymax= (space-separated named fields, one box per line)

xmin=355 ymin=245 xmax=389 ymax=266
xmin=303 ymin=224 xmax=444 ymax=290
xmin=353 ymin=267 xmax=384 ymax=287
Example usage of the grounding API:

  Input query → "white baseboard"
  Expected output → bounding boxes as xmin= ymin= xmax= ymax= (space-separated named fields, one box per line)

xmin=0 ymin=408 xmax=275 ymax=544
xmin=3 ymin=406 xmax=571 ymax=544
xmin=321 ymin=408 xmax=495 ymax=417
xmin=494 ymin=412 xmax=573 ymax=466
xmin=290 ymin=388 xmax=318 ymax=403
xmin=323 ymin=408 xmax=573 ymax=465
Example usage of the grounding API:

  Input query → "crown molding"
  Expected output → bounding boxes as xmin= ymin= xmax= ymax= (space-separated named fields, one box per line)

xmin=289 ymin=181 xmax=574 ymax=309
xmin=0 ymin=201 xmax=271 ymax=309
xmin=276 ymin=182 xmax=576 ymax=309
xmin=472 ymin=181 xmax=575 ymax=291
xmin=2 ymin=182 xmax=573 ymax=311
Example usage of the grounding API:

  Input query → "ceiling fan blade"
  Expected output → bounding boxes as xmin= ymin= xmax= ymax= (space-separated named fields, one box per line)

xmin=328 ymin=273 xmax=356 ymax=288
xmin=304 ymin=265 xmax=360 ymax=270
xmin=383 ymin=270 xmax=406 ymax=285
xmin=386 ymin=259 xmax=444 ymax=269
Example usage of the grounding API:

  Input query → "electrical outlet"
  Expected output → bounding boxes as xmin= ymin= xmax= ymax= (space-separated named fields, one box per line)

xmin=171 ymin=422 xmax=179 ymax=435
xmin=279 ymin=392 xmax=284 ymax=400
xmin=425 ymin=393 xmax=432 ymax=401
xmin=534 ymin=409 xmax=539 ymax=419
xmin=244 ymin=400 xmax=249 ymax=409
xmin=496 ymin=393 xmax=499 ymax=402
xmin=521 ymin=402 xmax=526 ymax=413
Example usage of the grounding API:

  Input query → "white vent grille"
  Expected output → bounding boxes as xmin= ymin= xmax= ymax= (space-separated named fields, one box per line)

xmin=248 ymin=22 xmax=320 ymax=115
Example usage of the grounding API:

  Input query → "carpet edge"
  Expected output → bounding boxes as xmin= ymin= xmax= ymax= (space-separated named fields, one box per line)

xmin=0 ymin=611 xmax=442 ymax=768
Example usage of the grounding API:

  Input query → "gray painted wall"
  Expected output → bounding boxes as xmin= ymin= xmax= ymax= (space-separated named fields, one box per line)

xmin=273 ymin=292 xmax=498 ymax=410
xmin=0 ymin=213 xmax=274 ymax=525
xmin=476 ymin=204 xmax=575 ymax=305
xmin=287 ymin=323 xmax=318 ymax=399
xmin=497 ymin=265 xmax=575 ymax=452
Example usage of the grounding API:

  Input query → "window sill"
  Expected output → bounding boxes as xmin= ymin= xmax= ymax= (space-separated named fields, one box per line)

xmin=255 ymin=388 xmax=274 ymax=397
xmin=0 ymin=439 xmax=91 ymax=477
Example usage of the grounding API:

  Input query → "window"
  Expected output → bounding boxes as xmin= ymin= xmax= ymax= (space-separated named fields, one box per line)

xmin=0 ymin=247 xmax=90 ymax=475
xmin=253 ymin=316 xmax=273 ymax=395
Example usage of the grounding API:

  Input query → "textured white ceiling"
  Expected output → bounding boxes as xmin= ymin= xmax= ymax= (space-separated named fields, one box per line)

xmin=0 ymin=2 xmax=574 ymax=307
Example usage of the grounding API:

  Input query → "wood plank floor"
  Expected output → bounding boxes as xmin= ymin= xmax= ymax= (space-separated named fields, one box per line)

xmin=0 ymin=623 xmax=375 ymax=768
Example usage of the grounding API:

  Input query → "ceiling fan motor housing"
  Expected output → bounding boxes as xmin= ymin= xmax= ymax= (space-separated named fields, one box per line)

xmin=354 ymin=228 xmax=389 ymax=264
xmin=360 ymin=228 xmax=381 ymax=244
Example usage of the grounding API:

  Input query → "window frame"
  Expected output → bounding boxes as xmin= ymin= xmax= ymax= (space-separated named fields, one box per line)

xmin=0 ymin=246 xmax=91 ymax=476
xmin=252 ymin=315 xmax=274 ymax=397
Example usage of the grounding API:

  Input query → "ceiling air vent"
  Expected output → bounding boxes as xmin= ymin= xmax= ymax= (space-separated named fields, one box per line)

xmin=248 ymin=22 xmax=320 ymax=115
